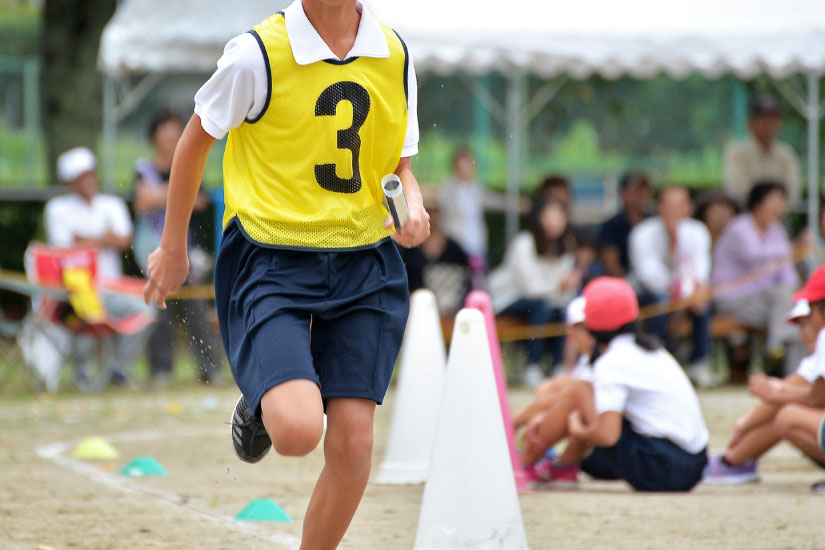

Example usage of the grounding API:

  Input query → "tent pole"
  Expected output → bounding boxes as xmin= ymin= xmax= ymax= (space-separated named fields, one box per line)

xmin=505 ymin=72 xmax=524 ymax=242
xmin=807 ymin=73 xmax=821 ymax=246
xmin=102 ymin=76 xmax=117 ymax=191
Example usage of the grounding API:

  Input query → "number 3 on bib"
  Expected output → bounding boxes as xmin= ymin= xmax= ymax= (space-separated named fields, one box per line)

xmin=314 ymin=81 xmax=371 ymax=194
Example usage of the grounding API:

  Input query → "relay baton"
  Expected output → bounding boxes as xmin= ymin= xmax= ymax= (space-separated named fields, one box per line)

xmin=382 ymin=174 xmax=409 ymax=230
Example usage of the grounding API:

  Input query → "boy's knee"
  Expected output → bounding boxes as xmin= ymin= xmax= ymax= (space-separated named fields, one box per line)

xmin=774 ymin=404 xmax=802 ymax=436
xmin=325 ymin=422 xmax=374 ymax=471
xmin=264 ymin=412 xmax=323 ymax=457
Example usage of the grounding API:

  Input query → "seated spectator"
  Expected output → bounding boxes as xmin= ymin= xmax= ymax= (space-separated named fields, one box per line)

xmin=712 ymin=181 xmax=801 ymax=377
xmin=513 ymin=296 xmax=594 ymax=433
xmin=598 ymin=171 xmax=652 ymax=278
xmin=694 ymin=191 xmax=739 ymax=248
xmin=398 ymin=205 xmax=471 ymax=317
xmin=703 ymin=297 xmax=824 ymax=484
xmin=535 ymin=174 xmax=572 ymax=208
xmin=629 ymin=186 xmax=713 ymax=385
xmin=133 ymin=111 xmax=224 ymax=386
xmin=44 ymin=147 xmax=145 ymax=389
xmin=519 ymin=277 xmax=709 ymax=491
xmin=723 ymin=95 xmax=801 ymax=208
xmin=490 ymin=197 xmax=579 ymax=386
xmin=439 ymin=148 xmax=488 ymax=274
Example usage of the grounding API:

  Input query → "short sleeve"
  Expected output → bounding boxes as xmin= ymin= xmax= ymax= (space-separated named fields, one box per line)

xmin=194 ymin=33 xmax=269 ymax=139
xmin=593 ymin=379 xmax=629 ymax=414
xmin=810 ymin=330 xmax=825 ymax=381
xmin=401 ymin=49 xmax=419 ymax=157
xmin=44 ymin=200 xmax=73 ymax=247
xmin=106 ymin=197 xmax=134 ymax=237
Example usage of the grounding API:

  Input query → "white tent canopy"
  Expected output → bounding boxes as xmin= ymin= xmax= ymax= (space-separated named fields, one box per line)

xmin=100 ymin=0 xmax=825 ymax=79
xmin=98 ymin=0 xmax=825 ymax=238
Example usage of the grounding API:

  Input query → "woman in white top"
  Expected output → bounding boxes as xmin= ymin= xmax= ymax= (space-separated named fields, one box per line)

xmin=490 ymin=196 xmax=579 ymax=383
xmin=520 ymin=277 xmax=709 ymax=491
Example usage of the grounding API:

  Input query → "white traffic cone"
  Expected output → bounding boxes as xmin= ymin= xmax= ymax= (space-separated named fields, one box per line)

xmin=376 ymin=289 xmax=447 ymax=485
xmin=415 ymin=308 xmax=528 ymax=550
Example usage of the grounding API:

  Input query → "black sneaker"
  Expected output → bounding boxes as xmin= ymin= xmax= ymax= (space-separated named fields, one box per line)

xmin=229 ymin=395 xmax=272 ymax=463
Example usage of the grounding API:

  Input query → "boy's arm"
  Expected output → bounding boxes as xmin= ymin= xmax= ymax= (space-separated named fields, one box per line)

xmin=386 ymin=156 xmax=429 ymax=248
xmin=143 ymin=114 xmax=216 ymax=309
xmin=568 ymin=410 xmax=623 ymax=448
xmin=749 ymin=373 xmax=818 ymax=406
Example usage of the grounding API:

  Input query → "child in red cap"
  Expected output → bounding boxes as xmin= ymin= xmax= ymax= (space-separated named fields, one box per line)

xmin=520 ymin=276 xmax=709 ymax=491
xmin=709 ymin=266 xmax=825 ymax=493
xmin=703 ymin=297 xmax=825 ymax=485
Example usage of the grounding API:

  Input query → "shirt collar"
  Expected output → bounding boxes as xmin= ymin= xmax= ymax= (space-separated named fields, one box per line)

xmin=283 ymin=0 xmax=389 ymax=66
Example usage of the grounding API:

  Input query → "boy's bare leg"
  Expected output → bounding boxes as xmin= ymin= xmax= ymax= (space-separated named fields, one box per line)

xmin=260 ymin=379 xmax=325 ymax=456
xmin=724 ymin=423 xmax=781 ymax=465
xmin=513 ymin=376 xmax=573 ymax=430
xmin=301 ymin=398 xmax=376 ymax=550
xmin=556 ymin=437 xmax=591 ymax=466
xmin=774 ymin=404 xmax=825 ymax=464
xmin=521 ymin=381 xmax=592 ymax=465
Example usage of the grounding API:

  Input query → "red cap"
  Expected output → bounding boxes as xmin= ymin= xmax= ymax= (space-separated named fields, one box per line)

xmin=794 ymin=265 xmax=825 ymax=305
xmin=582 ymin=277 xmax=639 ymax=331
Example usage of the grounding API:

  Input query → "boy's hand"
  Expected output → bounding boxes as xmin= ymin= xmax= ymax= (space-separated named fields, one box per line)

xmin=748 ymin=373 xmax=783 ymax=403
xmin=385 ymin=202 xmax=430 ymax=248
xmin=143 ymin=245 xmax=189 ymax=310
xmin=567 ymin=410 xmax=588 ymax=439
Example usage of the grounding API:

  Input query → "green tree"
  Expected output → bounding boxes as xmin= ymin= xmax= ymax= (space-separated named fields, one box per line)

xmin=41 ymin=0 xmax=116 ymax=184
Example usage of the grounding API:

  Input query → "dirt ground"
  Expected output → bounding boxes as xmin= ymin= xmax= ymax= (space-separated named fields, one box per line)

xmin=0 ymin=384 xmax=823 ymax=550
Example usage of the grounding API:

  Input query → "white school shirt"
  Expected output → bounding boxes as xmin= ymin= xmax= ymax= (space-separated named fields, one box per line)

xmin=569 ymin=355 xmax=593 ymax=383
xmin=44 ymin=193 xmax=133 ymax=280
xmin=193 ymin=0 xmax=419 ymax=158
xmin=629 ymin=216 xmax=711 ymax=297
xmin=803 ymin=329 xmax=825 ymax=383
xmin=592 ymin=334 xmax=709 ymax=454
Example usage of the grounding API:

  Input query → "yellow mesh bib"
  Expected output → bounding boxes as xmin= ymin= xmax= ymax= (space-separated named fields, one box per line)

xmin=222 ymin=12 xmax=409 ymax=250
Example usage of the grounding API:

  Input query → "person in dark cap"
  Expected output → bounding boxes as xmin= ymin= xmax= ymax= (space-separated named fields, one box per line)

xmin=723 ymin=94 xmax=801 ymax=207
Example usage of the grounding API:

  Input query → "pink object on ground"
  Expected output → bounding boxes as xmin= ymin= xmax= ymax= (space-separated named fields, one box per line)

xmin=464 ymin=290 xmax=531 ymax=494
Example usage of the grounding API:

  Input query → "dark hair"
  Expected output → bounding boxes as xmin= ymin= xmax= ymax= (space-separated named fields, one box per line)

xmin=748 ymin=95 xmax=781 ymax=118
xmin=747 ymin=180 xmax=787 ymax=212
xmin=810 ymin=299 xmax=825 ymax=313
xmin=537 ymin=174 xmax=570 ymax=196
xmin=694 ymin=191 xmax=740 ymax=222
xmin=527 ymin=196 xmax=575 ymax=257
xmin=148 ymin=110 xmax=184 ymax=142
xmin=588 ymin=321 xmax=661 ymax=363
xmin=619 ymin=171 xmax=651 ymax=191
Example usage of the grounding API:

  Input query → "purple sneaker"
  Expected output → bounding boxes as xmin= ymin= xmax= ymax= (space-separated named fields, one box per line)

xmin=702 ymin=455 xmax=759 ymax=484
xmin=812 ymin=480 xmax=825 ymax=494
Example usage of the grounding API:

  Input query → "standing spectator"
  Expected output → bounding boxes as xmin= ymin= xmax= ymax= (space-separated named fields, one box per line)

xmin=133 ymin=110 xmax=224 ymax=385
xmin=694 ymin=191 xmax=740 ymax=248
xmin=598 ymin=171 xmax=652 ymax=278
xmin=439 ymin=148 xmax=488 ymax=279
xmin=490 ymin=197 xmax=579 ymax=386
xmin=398 ymin=205 xmax=471 ymax=317
xmin=724 ymin=95 xmax=801 ymax=207
xmin=713 ymin=181 xmax=801 ymax=377
xmin=44 ymin=146 xmax=143 ymax=388
xmin=629 ymin=186 xmax=713 ymax=384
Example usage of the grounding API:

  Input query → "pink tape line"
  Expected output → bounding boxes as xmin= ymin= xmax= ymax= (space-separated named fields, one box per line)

xmin=464 ymin=290 xmax=530 ymax=494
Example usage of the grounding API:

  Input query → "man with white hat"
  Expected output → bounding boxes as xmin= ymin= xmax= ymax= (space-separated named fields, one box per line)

xmin=45 ymin=147 xmax=133 ymax=280
xmin=43 ymin=147 xmax=139 ymax=389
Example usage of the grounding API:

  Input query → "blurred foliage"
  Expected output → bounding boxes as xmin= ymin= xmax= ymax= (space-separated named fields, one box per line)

xmin=0 ymin=1 xmax=40 ymax=56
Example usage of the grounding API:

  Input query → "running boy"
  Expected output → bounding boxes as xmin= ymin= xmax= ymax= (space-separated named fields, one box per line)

xmin=520 ymin=277 xmax=709 ymax=491
xmin=143 ymin=1 xmax=428 ymax=548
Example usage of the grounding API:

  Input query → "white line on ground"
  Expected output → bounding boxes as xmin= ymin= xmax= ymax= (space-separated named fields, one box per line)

xmin=35 ymin=428 xmax=302 ymax=550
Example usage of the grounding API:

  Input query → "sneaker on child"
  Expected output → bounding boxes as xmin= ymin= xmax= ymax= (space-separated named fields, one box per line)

xmin=522 ymin=363 xmax=544 ymax=388
xmin=530 ymin=458 xmax=579 ymax=489
xmin=229 ymin=395 xmax=272 ymax=463
xmin=702 ymin=455 xmax=759 ymax=484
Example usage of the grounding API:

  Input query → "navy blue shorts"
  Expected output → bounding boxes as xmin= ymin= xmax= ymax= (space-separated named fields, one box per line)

xmin=214 ymin=221 xmax=410 ymax=414
xmin=580 ymin=419 xmax=707 ymax=492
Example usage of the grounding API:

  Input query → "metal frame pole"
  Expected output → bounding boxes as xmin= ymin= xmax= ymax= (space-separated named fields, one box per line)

xmin=505 ymin=72 xmax=524 ymax=242
xmin=807 ymin=73 xmax=821 ymax=244
xmin=102 ymin=76 xmax=117 ymax=191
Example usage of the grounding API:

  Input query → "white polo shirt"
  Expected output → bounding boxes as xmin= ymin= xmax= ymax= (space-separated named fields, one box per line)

xmin=194 ymin=0 xmax=419 ymax=158
xmin=44 ymin=193 xmax=133 ymax=280
xmin=592 ymin=334 xmax=709 ymax=454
